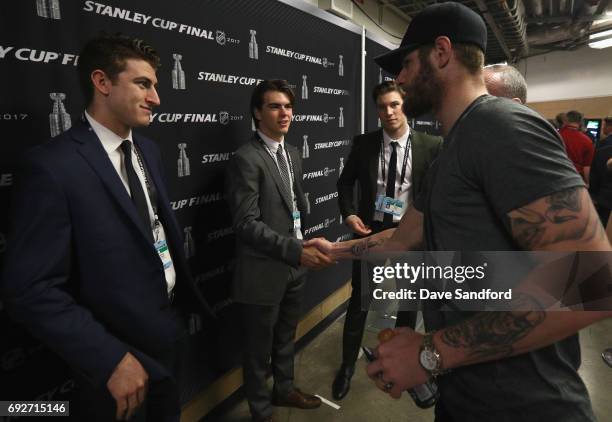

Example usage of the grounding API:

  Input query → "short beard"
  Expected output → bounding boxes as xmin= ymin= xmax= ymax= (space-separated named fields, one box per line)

xmin=401 ymin=55 xmax=443 ymax=118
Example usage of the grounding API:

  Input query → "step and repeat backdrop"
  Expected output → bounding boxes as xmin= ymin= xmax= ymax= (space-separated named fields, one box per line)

xmin=0 ymin=0 xmax=397 ymax=408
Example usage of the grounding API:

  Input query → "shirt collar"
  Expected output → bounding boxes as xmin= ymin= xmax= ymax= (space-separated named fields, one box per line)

xmin=257 ymin=129 xmax=285 ymax=153
xmin=382 ymin=125 xmax=410 ymax=149
xmin=84 ymin=110 xmax=133 ymax=154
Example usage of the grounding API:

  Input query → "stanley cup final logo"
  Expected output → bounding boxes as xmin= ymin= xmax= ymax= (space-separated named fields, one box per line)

xmin=338 ymin=54 xmax=344 ymax=76
xmin=302 ymin=135 xmax=309 ymax=159
xmin=177 ymin=143 xmax=190 ymax=177
xmin=172 ymin=54 xmax=186 ymax=90
xmin=338 ymin=107 xmax=344 ymax=128
xmin=301 ymin=75 xmax=308 ymax=100
xmin=249 ymin=29 xmax=259 ymax=59
xmin=37 ymin=0 xmax=61 ymax=19
xmin=304 ymin=192 xmax=311 ymax=215
xmin=184 ymin=226 xmax=196 ymax=259
xmin=49 ymin=93 xmax=71 ymax=137
xmin=339 ymin=157 xmax=344 ymax=175
xmin=378 ymin=67 xmax=383 ymax=84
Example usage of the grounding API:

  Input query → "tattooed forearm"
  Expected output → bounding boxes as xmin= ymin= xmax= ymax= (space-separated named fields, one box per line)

xmin=441 ymin=293 xmax=545 ymax=360
xmin=509 ymin=187 xmax=606 ymax=249
xmin=350 ymin=238 xmax=388 ymax=257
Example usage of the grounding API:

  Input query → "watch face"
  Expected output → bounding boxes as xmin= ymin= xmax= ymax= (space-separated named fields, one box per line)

xmin=420 ymin=350 xmax=438 ymax=371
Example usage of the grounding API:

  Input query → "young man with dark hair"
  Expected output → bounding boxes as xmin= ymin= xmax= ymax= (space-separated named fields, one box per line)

xmin=225 ymin=79 xmax=330 ymax=422
xmin=332 ymin=81 xmax=441 ymax=400
xmin=560 ymin=110 xmax=595 ymax=185
xmin=1 ymin=34 xmax=211 ymax=421
xmin=306 ymin=2 xmax=611 ymax=420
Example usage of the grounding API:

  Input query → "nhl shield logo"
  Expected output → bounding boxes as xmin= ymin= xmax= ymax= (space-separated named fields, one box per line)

xmin=324 ymin=167 xmax=330 ymax=177
xmin=323 ymin=113 xmax=329 ymax=123
xmin=216 ymin=30 xmax=226 ymax=46
xmin=322 ymin=57 xmax=328 ymax=68
xmin=219 ymin=111 xmax=230 ymax=125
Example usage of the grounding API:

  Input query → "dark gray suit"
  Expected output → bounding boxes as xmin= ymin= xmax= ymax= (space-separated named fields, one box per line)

xmin=225 ymin=135 xmax=307 ymax=420
xmin=337 ymin=128 xmax=442 ymax=365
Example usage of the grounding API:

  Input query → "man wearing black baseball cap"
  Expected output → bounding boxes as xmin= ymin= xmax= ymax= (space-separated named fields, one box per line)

xmin=306 ymin=2 xmax=610 ymax=420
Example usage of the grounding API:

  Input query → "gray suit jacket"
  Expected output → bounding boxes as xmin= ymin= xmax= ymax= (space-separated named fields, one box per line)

xmin=225 ymin=135 xmax=307 ymax=305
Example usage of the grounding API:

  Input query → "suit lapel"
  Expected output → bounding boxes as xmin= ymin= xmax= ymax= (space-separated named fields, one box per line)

xmin=252 ymin=138 xmax=294 ymax=212
xmin=72 ymin=122 xmax=155 ymax=244
xmin=368 ymin=130 xmax=383 ymax=205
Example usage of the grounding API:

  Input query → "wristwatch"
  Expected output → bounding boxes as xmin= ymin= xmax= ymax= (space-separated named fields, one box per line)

xmin=419 ymin=332 xmax=446 ymax=378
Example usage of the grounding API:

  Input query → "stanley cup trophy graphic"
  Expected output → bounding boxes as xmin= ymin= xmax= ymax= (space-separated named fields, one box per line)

xmin=339 ymin=157 xmax=344 ymax=175
xmin=37 ymin=0 xmax=61 ymax=19
xmin=378 ymin=67 xmax=383 ymax=83
xmin=338 ymin=54 xmax=344 ymax=76
xmin=304 ymin=192 xmax=311 ymax=215
xmin=249 ymin=29 xmax=259 ymax=60
xmin=378 ymin=117 xmax=382 ymax=128
xmin=339 ymin=107 xmax=344 ymax=128
xmin=184 ymin=227 xmax=196 ymax=259
xmin=177 ymin=143 xmax=190 ymax=177
xmin=301 ymin=75 xmax=308 ymax=100
xmin=49 ymin=93 xmax=72 ymax=137
xmin=172 ymin=54 xmax=186 ymax=90
xmin=302 ymin=135 xmax=310 ymax=159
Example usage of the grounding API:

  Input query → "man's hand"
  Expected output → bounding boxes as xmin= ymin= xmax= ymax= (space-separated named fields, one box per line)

xmin=303 ymin=237 xmax=335 ymax=257
xmin=300 ymin=244 xmax=334 ymax=269
xmin=107 ymin=352 xmax=149 ymax=421
xmin=345 ymin=215 xmax=372 ymax=236
xmin=365 ymin=327 xmax=429 ymax=399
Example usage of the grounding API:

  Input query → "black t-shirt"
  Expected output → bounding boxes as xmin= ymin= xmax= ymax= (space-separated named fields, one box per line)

xmin=415 ymin=95 xmax=594 ymax=421
xmin=589 ymin=145 xmax=612 ymax=209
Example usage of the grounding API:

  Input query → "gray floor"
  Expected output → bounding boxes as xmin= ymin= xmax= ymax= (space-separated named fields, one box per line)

xmin=215 ymin=311 xmax=612 ymax=422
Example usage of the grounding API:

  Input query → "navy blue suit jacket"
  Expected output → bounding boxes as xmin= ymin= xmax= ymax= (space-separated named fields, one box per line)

xmin=1 ymin=118 xmax=209 ymax=388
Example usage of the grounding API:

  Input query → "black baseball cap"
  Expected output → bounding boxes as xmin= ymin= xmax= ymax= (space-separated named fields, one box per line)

xmin=374 ymin=2 xmax=487 ymax=76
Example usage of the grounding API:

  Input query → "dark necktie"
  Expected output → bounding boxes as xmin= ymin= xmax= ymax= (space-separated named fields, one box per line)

xmin=276 ymin=144 xmax=293 ymax=205
xmin=383 ymin=141 xmax=398 ymax=225
xmin=120 ymin=140 xmax=153 ymax=242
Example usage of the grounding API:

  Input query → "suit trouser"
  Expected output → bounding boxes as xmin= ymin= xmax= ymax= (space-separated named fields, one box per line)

xmin=69 ymin=309 xmax=184 ymax=422
xmin=341 ymin=221 xmax=416 ymax=366
xmin=242 ymin=271 xmax=306 ymax=420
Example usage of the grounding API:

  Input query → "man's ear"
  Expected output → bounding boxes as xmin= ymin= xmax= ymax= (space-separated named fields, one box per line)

xmin=91 ymin=69 xmax=111 ymax=96
xmin=253 ymin=108 xmax=261 ymax=122
xmin=432 ymin=36 xmax=452 ymax=69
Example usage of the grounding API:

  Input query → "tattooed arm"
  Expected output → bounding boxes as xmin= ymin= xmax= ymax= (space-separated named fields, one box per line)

xmin=437 ymin=187 xmax=611 ymax=366
xmin=304 ymin=205 xmax=424 ymax=259
xmin=367 ymin=187 xmax=612 ymax=398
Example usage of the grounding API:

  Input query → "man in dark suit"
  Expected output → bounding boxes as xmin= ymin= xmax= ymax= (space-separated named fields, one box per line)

xmin=332 ymin=81 xmax=441 ymax=400
xmin=225 ymin=80 xmax=331 ymax=422
xmin=1 ymin=34 xmax=210 ymax=421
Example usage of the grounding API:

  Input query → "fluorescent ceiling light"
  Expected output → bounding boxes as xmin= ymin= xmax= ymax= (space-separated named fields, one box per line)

xmin=589 ymin=37 xmax=612 ymax=49
xmin=589 ymin=29 xmax=612 ymax=39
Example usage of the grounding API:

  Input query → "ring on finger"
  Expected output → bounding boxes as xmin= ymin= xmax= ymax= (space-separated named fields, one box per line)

xmin=383 ymin=381 xmax=394 ymax=391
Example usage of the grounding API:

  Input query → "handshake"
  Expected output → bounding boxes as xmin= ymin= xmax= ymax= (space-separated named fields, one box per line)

xmin=299 ymin=215 xmax=374 ymax=269
xmin=300 ymin=237 xmax=337 ymax=269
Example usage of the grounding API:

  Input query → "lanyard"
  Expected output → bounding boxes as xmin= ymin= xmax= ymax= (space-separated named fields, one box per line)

xmin=380 ymin=133 xmax=411 ymax=197
xmin=257 ymin=134 xmax=296 ymax=187
xmin=133 ymin=144 xmax=161 ymax=239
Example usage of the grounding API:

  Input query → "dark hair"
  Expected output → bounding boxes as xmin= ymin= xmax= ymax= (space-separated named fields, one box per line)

xmin=372 ymin=81 xmax=405 ymax=103
xmin=77 ymin=33 xmax=161 ymax=106
xmin=250 ymin=79 xmax=295 ymax=128
xmin=566 ymin=110 xmax=584 ymax=124
xmin=555 ymin=113 xmax=568 ymax=128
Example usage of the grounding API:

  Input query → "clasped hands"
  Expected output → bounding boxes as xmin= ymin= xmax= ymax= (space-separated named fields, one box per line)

xmin=300 ymin=237 xmax=336 ymax=269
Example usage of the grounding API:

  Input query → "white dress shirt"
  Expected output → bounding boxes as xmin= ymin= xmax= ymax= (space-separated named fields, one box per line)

xmin=374 ymin=126 xmax=413 ymax=223
xmin=258 ymin=130 xmax=303 ymax=240
xmin=85 ymin=111 xmax=176 ymax=294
